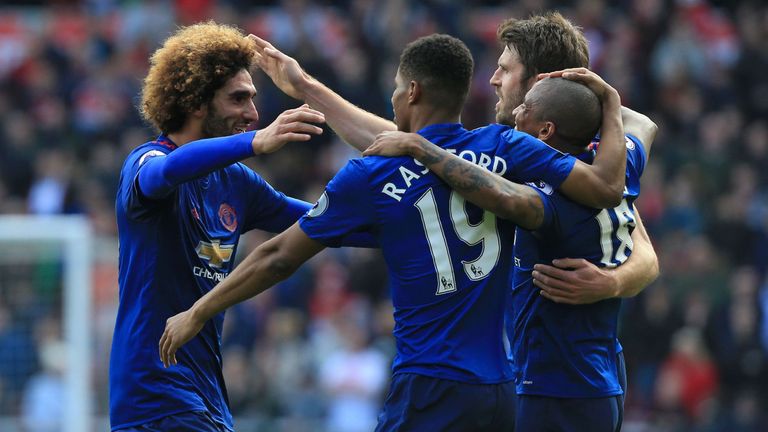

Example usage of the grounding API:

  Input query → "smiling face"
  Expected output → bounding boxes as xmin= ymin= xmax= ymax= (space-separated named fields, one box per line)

xmin=512 ymin=81 xmax=547 ymax=138
xmin=201 ymin=69 xmax=259 ymax=138
xmin=489 ymin=46 xmax=536 ymax=126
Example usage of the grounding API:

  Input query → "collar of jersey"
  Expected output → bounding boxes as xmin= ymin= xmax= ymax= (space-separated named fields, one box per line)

xmin=155 ymin=134 xmax=179 ymax=151
xmin=416 ymin=122 xmax=463 ymax=137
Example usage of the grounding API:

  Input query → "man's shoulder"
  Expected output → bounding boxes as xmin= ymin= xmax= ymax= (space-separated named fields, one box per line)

xmin=468 ymin=123 xmax=514 ymax=138
xmin=124 ymin=140 xmax=173 ymax=166
xmin=353 ymin=154 xmax=408 ymax=175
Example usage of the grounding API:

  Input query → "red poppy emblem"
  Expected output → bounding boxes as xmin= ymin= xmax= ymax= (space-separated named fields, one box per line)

xmin=218 ymin=203 xmax=238 ymax=232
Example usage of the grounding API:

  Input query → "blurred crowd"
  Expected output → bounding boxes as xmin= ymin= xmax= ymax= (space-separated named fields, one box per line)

xmin=0 ymin=0 xmax=766 ymax=431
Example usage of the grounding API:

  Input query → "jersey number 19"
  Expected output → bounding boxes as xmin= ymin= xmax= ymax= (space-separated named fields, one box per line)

xmin=415 ymin=188 xmax=501 ymax=295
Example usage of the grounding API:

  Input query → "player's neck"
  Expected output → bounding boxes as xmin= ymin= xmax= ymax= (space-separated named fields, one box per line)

xmin=548 ymin=138 xmax=589 ymax=156
xmin=167 ymin=122 xmax=204 ymax=147
xmin=409 ymin=109 xmax=460 ymax=133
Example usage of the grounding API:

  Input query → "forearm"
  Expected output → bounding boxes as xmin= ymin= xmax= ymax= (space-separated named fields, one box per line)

xmin=614 ymin=211 xmax=659 ymax=297
xmin=255 ymin=196 xmax=312 ymax=233
xmin=590 ymin=91 xmax=626 ymax=205
xmin=139 ymin=132 xmax=255 ymax=199
xmin=621 ymin=106 xmax=657 ymax=158
xmin=189 ymin=237 xmax=297 ymax=322
xmin=409 ymin=137 xmax=544 ymax=229
xmin=300 ymin=79 xmax=396 ymax=151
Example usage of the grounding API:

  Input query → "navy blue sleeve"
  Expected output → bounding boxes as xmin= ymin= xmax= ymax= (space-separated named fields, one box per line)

xmin=337 ymin=231 xmax=379 ymax=248
xmin=529 ymin=184 xmax=555 ymax=230
xmin=256 ymin=195 xmax=312 ymax=233
xmin=500 ymin=129 xmax=576 ymax=188
xmin=625 ymin=134 xmax=646 ymax=179
xmin=238 ymin=167 xmax=312 ymax=233
xmin=299 ymin=159 xmax=377 ymax=248
xmin=251 ymin=185 xmax=378 ymax=247
xmin=138 ymin=131 xmax=256 ymax=199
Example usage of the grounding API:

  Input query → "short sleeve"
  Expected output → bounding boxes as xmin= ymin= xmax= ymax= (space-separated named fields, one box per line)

xmin=525 ymin=182 xmax=555 ymax=231
xmin=624 ymin=134 xmax=646 ymax=179
xmin=299 ymin=159 xmax=377 ymax=247
xmin=502 ymin=130 xmax=576 ymax=188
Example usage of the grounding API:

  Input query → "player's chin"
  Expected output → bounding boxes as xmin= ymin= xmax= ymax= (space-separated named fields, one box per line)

xmin=495 ymin=112 xmax=513 ymax=126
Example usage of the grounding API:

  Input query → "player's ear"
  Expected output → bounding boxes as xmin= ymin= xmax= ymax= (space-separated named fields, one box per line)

xmin=408 ymin=80 xmax=421 ymax=105
xmin=539 ymin=121 xmax=556 ymax=141
xmin=190 ymin=104 xmax=207 ymax=119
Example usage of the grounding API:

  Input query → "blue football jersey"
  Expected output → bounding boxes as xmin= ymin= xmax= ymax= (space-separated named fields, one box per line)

xmin=300 ymin=123 xmax=575 ymax=383
xmin=510 ymin=135 xmax=646 ymax=398
xmin=111 ymin=135 xmax=308 ymax=431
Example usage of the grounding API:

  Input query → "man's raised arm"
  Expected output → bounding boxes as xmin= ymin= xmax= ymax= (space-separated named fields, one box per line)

xmin=364 ymin=69 xmax=626 ymax=210
xmin=249 ymin=35 xmax=395 ymax=151
xmin=621 ymin=106 xmax=658 ymax=161
xmin=363 ymin=131 xmax=547 ymax=230
xmin=158 ymin=223 xmax=325 ymax=367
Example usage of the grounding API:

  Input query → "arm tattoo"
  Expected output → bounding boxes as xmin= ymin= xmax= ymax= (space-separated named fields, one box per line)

xmin=417 ymin=142 xmax=543 ymax=228
xmin=442 ymin=158 xmax=494 ymax=192
xmin=419 ymin=141 xmax=446 ymax=165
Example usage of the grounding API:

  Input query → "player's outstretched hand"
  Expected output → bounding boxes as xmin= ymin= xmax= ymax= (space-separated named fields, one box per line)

xmin=364 ymin=131 xmax=428 ymax=158
xmin=159 ymin=310 xmax=205 ymax=368
xmin=252 ymin=104 xmax=325 ymax=154
xmin=533 ymin=258 xmax=620 ymax=304
xmin=538 ymin=68 xmax=618 ymax=102
xmin=248 ymin=34 xmax=311 ymax=100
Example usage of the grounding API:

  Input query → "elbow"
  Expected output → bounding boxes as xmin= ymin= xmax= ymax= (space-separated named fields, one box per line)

xmin=595 ymin=186 xmax=623 ymax=208
xmin=258 ymin=243 xmax=302 ymax=283
xmin=609 ymin=186 xmax=624 ymax=207
xmin=644 ymin=121 xmax=659 ymax=146
xmin=647 ymin=253 xmax=660 ymax=285
xmin=264 ymin=251 xmax=301 ymax=282
xmin=504 ymin=204 xmax=542 ymax=231
xmin=648 ymin=121 xmax=659 ymax=140
xmin=515 ymin=216 xmax=540 ymax=231
xmin=497 ymin=191 xmax=543 ymax=231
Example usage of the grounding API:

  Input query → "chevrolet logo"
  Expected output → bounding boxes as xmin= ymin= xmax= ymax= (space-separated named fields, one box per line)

xmin=195 ymin=240 xmax=234 ymax=269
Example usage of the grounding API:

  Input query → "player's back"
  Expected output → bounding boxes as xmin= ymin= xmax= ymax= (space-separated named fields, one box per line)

xmin=300 ymin=122 xmax=577 ymax=383
xmin=372 ymin=124 xmax=516 ymax=383
xmin=304 ymin=123 xmax=544 ymax=383
xmin=510 ymin=135 xmax=647 ymax=397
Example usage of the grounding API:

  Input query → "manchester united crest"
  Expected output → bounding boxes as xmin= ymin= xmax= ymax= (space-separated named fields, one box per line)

xmin=218 ymin=203 xmax=238 ymax=232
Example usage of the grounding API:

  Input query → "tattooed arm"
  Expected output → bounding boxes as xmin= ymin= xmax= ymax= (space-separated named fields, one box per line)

xmin=364 ymin=131 xmax=545 ymax=230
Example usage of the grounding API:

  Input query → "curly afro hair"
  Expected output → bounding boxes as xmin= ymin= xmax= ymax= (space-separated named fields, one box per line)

xmin=140 ymin=22 xmax=255 ymax=134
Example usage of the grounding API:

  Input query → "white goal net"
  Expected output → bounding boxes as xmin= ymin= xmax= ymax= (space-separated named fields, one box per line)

xmin=0 ymin=215 xmax=92 ymax=432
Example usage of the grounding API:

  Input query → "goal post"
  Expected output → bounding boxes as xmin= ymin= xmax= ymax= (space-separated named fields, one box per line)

xmin=0 ymin=215 xmax=92 ymax=432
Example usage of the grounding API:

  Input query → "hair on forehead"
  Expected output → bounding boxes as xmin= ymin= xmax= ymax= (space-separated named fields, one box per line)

xmin=497 ymin=12 xmax=589 ymax=80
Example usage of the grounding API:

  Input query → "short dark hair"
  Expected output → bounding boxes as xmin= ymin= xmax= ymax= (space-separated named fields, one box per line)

xmin=531 ymin=78 xmax=601 ymax=148
xmin=497 ymin=12 xmax=589 ymax=81
xmin=140 ymin=22 xmax=255 ymax=134
xmin=399 ymin=34 xmax=474 ymax=114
